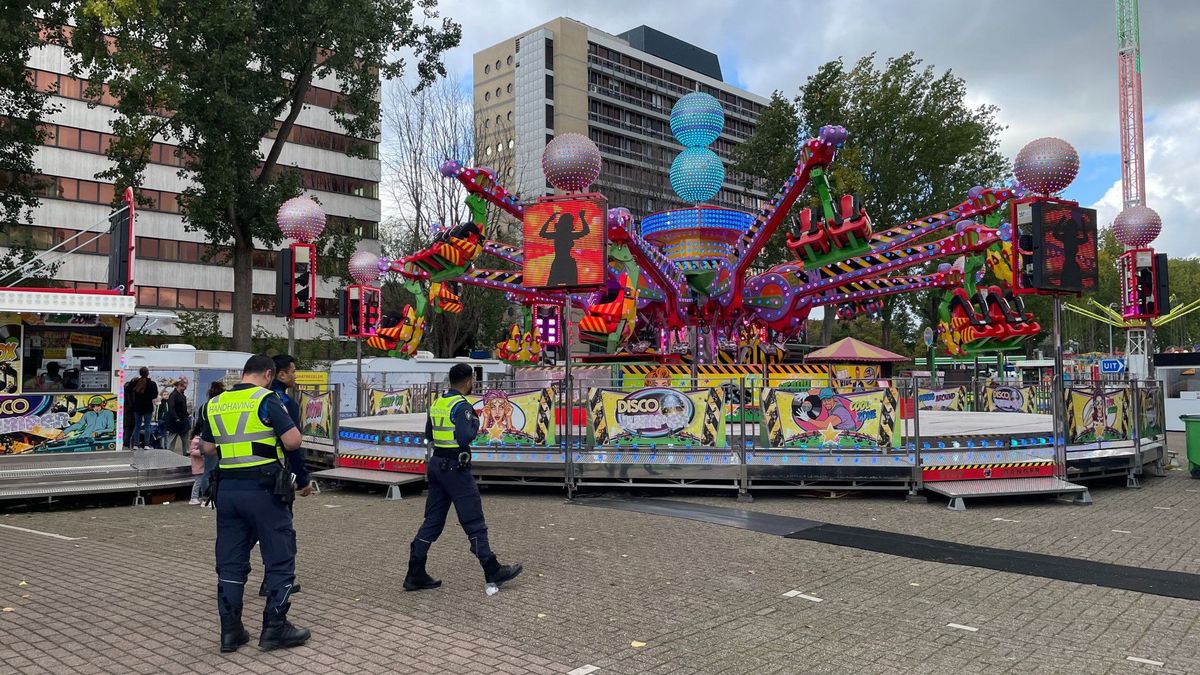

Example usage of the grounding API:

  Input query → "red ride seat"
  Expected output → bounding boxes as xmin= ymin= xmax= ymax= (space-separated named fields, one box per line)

xmin=826 ymin=194 xmax=872 ymax=249
xmin=786 ymin=208 xmax=831 ymax=260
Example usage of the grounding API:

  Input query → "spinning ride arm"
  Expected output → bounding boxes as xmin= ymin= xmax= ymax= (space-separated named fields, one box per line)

xmin=805 ymin=226 xmax=999 ymax=295
xmin=723 ymin=137 xmax=838 ymax=307
xmin=608 ymin=219 xmax=688 ymax=328
xmin=866 ymin=187 xmax=1016 ymax=254
xmin=442 ymin=161 xmax=526 ymax=220
xmin=809 ymin=270 xmax=965 ymax=307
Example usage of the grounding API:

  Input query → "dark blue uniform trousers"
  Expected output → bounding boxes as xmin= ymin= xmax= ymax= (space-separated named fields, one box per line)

xmin=216 ymin=478 xmax=297 ymax=624
xmin=410 ymin=457 xmax=493 ymax=563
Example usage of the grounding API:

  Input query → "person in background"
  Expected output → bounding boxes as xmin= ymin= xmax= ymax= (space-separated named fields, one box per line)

xmin=44 ymin=361 xmax=63 ymax=387
xmin=188 ymin=381 xmax=225 ymax=506
xmin=261 ymin=354 xmax=303 ymax=598
xmin=154 ymin=388 xmax=172 ymax=448
xmin=127 ymin=367 xmax=158 ymax=449
xmin=166 ymin=377 xmax=190 ymax=454
xmin=122 ymin=396 xmax=136 ymax=450
xmin=270 ymin=355 xmax=301 ymax=427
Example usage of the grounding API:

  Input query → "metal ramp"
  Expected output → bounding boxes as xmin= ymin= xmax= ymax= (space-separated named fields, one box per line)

xmin=926 ymin=477 xmax=1091 ymax=512
xmin=311 ymin=467 xmax=424 ymax=500
xmin=0 ymin=449 xmax=193 ymax=503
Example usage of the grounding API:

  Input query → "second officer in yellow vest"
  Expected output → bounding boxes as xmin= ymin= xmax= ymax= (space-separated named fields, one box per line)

xmin=198 ymin=355 xmax=312 ymax=654
xmin=403 ymin=363 xmax=522 ymax=591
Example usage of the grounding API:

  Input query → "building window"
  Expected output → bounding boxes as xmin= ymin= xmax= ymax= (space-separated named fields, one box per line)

xmin=495 ymin=59 xmax=501 ymax=70
xmin=495 ymin=87 xmax=501 ymax=98
xmin=484 ymin=91 xmax=490 ymax=101
xmin=545 ymin=104 xmax=554 ymax=131
xmin=545 ymin=39 xmax=553 ymax=70
xmin=545 ymin=74 xmax=553 ymax=100
xmin=507 ymin=83 xmax=513 ymax=94
xmin=506 ymin=111 xmax=512 ymax=121
xmin=484 ymin=118 xmax=490 ymax=129
xmin=484 ymin=64 xmax=490 ymax=74
xmin=495 ymin=115 xmax=502 ymax=126
xmin=508 ymin=139 xmax=514 ymax=149
xmin=506 ymin=55 xmax=513 ymax=66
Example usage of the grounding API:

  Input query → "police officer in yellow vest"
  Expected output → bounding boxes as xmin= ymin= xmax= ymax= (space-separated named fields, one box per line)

xmin=403 ymin=363 xmax=522 ymax=591
xmin=199 ymin=355 xmax=312 ymax=653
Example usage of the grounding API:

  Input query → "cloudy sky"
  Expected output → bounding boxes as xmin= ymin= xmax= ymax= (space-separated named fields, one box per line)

xmin=415 ymin=0 xmax=1200 ymax=256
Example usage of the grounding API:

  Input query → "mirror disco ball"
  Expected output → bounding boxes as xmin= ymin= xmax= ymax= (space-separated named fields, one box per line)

xmin=277 ymin=197 xmax=326 ymax=243
xmin=348 ymin=250 xmax=382 ymax=284
xmin=670 ymin=147 xmax=725 ymax=203
xmin=670 ymin=92 xmax=724 ymax=148
xmin=1013 ymin=137 xmax=1079 ymax=195
xmin=541 ymin=133 xmax=602 ymax=192
xmin=1112 ymin=204 xmax=1162 ymax=247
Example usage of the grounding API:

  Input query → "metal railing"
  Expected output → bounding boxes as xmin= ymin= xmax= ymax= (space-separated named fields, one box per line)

xmin=330 ymin=372 xmax=1167 ymax=496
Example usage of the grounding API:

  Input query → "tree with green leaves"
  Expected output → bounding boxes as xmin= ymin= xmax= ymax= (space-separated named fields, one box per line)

xmin=0 ymin=4 xmax=69 ymax=286
xmin=735 ymin=53 xmax=1007 ymax=347
xmin=797 ymin=53 xmax=1008 ymax=349
xmin=70 ymin=0 xmax=461 ymax=350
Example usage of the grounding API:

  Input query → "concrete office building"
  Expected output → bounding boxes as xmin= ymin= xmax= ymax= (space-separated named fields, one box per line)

xmin=2 ymin=41 xmax=382 ymax=340
xmin=473 ymin=18 xmax=769 ymax=221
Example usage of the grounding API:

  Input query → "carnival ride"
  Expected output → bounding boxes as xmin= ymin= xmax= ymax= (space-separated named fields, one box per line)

xmin=356 ymin=92 xmax=1040 ymax=364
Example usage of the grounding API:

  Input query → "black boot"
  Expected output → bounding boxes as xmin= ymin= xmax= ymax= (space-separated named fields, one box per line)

xmin=259 ymin=581 xmax=301 ymax=597
xmin=403 ymin=558 xmax=442 ymax=591
xmin=220 ymin=616 xmax=250 ymax=653
xmin=258 ymin=612 xmax=311 ymax=651
xmin=481 ymin=555 xmax=523 ymax=586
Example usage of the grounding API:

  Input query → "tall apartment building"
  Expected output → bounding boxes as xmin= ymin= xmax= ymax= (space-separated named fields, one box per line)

xmin=474 ymin=18 xmax=769 ymax=221
xmin=1 ymin=40 xmax=382 ymax=340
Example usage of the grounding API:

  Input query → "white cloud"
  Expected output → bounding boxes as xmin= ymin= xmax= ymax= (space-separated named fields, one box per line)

xmin=1090 ymin=100 xmax=1200 ymax=259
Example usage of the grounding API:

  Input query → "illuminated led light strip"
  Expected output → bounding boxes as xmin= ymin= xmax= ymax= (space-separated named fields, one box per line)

xmin=0 ymin=290 xmax=137 ymax=316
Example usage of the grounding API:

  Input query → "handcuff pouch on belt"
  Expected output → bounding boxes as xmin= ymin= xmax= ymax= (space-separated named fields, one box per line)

xmin=268 ymin=462 xmax=297 ymax=504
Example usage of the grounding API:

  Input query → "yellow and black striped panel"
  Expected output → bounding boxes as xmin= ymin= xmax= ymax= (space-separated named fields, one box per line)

xmin=763 ymin=388 xmax=782 ymax=446
xmin=588 ymin=388 xmax=607 ymax=445
xmin=879 ymin=387 xmax=897 ymax=446
xmin=770 ymin=364 xmax=830 ymax=377
xmin=923 ymin=462 xmax=1054 ymax=471
xmin=339 ymin=454 xmax=424 ymax=464
xmin=535 ymin=388 xmax=553 ymax=445
xmin=463 ymin=269 xmax=523 ymax=285
xmin=701 ymin=387 xmax=723 ymax=446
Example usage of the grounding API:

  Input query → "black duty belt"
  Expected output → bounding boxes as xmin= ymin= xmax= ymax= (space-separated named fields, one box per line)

xmin=431 ymin=448 xmax=471 ymax=461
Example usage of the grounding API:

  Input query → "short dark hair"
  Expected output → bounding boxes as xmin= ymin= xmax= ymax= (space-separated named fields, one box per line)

xmin=273 ymin=354 xmax=296 ymax=374
xmin=448 ymin=363 xmax=474 ymax=386
xmin=243 ymin=354 xmax=276 ymax=377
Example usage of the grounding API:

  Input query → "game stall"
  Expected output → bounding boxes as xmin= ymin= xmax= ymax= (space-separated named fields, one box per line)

xmin=0 ymin=289 xmax=192 ymax=500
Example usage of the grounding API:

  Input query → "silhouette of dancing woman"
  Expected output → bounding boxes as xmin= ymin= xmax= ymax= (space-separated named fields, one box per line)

xmin=539 ymin=208 xmax=590 ymax=286
xmin=1055 ymin=210 xmax=1091 ymax=290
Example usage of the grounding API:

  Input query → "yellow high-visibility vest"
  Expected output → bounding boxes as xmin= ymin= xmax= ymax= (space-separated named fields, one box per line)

xmin=206 ymin=386 xmax=282 ymax=470
xmin=429 ymin=394 xmax=470 ymax=450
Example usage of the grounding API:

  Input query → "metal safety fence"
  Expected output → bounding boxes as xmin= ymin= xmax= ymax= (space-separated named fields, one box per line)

xmin=325 ymin=373 xmax=1168 ymax=497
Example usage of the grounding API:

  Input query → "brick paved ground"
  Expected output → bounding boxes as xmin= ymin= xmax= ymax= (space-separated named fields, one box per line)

xmin=0 ymin=434 xmax=1198 ymax=674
